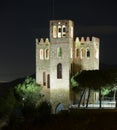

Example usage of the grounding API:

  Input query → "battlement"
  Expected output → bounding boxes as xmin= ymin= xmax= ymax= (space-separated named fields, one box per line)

xmin=75 ymin=37 xmax=100 ymax=43
xmin=35 ymin=38 xmax=50 ymax=44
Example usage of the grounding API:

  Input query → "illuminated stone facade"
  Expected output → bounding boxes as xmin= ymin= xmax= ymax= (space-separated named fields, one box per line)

xmin=36 ymin=20 xmax=100 ymax=112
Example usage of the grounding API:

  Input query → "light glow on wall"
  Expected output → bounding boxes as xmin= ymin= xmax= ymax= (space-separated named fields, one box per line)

xmin=39 ymin=49 xmax=44 ymax=60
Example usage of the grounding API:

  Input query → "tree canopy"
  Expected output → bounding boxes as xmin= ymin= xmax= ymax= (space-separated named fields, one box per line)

xmin=15 ymin=76 xmax=42 ymax=105
xmin=71 ymin=69 xmax=117 ymax=108
xmin=72 ymin=69 xmax=117 ymax=91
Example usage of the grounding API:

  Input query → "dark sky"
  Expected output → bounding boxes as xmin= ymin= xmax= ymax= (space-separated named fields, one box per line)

xmin=0 ymin=0 xmax=117 ymax=81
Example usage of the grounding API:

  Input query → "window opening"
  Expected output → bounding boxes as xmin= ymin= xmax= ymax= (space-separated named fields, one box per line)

xmin=57 ymin=63 xmax=62 ymax=79
xmin=47 ymin=74 xmax=50 ymax=88
xmin=40 ymin=49 xmax=44 ymax=60
xmin=86 ymin=48 xmax=90 ymax=58
xmin=45 ymin=49 xmax=49 ymax=59
xmin=58 ymin=25 xmax=61 ymax=38
xmin=80 ymin=48 xmax=85 ymax=59
xmin=62 ymin=25 xmax=66 ymax=37
xmin=43 ymin=72 xmax=46 ymax=86
xmin=57 ymin=48 xmax=62 ymax=58
xmin=75 ymin=48 xmax=79 ymax=57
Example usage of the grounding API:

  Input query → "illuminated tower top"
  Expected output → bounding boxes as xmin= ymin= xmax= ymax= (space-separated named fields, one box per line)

xmin=50 ymin=20 xmax=74 ymax=43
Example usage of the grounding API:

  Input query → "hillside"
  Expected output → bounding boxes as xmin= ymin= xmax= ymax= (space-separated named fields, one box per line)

xmin=0 ymin=74 xmax=35 ymax=96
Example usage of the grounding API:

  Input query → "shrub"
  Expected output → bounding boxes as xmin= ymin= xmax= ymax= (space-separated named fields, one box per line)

xmin=34 ymin=101 xmax=52 ymax=124
xmin=14 ymin=77 xmax=42 ymax=106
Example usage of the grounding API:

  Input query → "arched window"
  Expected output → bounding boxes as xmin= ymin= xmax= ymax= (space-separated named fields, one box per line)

xmin=43 ymin=72 xmax=46 ymax=86
xmin=75 ymin=48 xmax=79 ymax=58
xmin=40 ymin=49 xmax=44 ymax=60
xmin=57 ymin=63 xmax=62 ymax=79
xmin=80 ymin=48 xmax=85 ymax=59
xmin=86 ymin=48 xmax=90 ymax=58
xmin=47 ymin=74 xmax=50 ymax=88
xmin=57 ymin=48 xmax=62 ymax=58
xmin=58 ymin=25 xmax=62 ymax=38
xmin=53 ymin=25 xmax=57 ymax=38
xmin=62 ymin=25 xmax=66 ymax=37
xmin=45 ymin=49 xmax=49 ymax=59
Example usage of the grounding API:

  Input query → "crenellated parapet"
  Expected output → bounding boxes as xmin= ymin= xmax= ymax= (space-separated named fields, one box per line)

xmin=75 ymin=36 xmax=99 ymax=44
xmin=36 ymin=20 xmax=100 ymax=113
xmin=35 ymin=38 xmax=50 ymax=45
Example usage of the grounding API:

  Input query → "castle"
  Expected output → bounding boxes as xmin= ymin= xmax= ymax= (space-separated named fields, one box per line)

xmin=36 ymin=20 xmax=100 ymax=113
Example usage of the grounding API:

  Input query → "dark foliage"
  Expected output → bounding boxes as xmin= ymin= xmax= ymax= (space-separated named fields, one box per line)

xmin=4 ymin=109 xmax=117 ymax=130
xmin=0 ymin=88 xmax=16 ymax=117
xmin=34 ymin=101 xmax=52 ymax=124
xmin=77 ymin=70 xmax=117 ymax=89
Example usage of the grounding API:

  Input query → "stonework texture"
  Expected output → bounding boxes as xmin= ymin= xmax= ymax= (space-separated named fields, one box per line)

xmin=36 ymin=20 xmax=100 ymax=112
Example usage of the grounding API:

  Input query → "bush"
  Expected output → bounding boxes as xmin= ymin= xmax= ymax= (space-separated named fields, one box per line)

xmin=21 ymin=102 xmax=36 ymax=119
xmin=34 ymin=101 xmax=52 ymax=124
xmin=14 ymin=77 xmax=42 ymax=105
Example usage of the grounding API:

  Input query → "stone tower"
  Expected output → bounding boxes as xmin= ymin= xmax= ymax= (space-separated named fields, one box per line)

xmin=49 ymin=20 xmax=74 ymax=112
xmin=36 ymin=19 xmax=100 ymax=113
xmin=36 ymin=38 xmax=50 ymax=101
xmin=36 ymin=38 xmax=50 ymax=85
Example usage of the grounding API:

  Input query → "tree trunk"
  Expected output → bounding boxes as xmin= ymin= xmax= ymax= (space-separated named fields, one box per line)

xmin=113 ymin=89 xmax=116 ymax=101
xmin=82 ymin=90 xmax=86 ymax=106
xmin=78 ymin=88 xmax=86 ymax=108
xmin=114 ymin=90 xmax=117 ymax=108
xmin=86 ymin=87 xmax=91 ymax=108
xmin=99 ymin=88 xmax=102 ymax=108
xmin=115 ymin=98 xmax=117 ymax=108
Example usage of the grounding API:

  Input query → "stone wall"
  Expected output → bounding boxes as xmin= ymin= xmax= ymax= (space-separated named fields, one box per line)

xmin=50 ymin=88 xmax=70 ymax=112
xmin=73 ymin=37 xmax=100 ymax=72
xmin=36 ymin=38 xmax=50 ymax=85
xmin=35 ymin=20 xmax=100 ymax=112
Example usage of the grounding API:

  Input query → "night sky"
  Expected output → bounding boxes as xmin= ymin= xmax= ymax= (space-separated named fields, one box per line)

xmin=0 ymin=0 xmax=117 ymax=81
